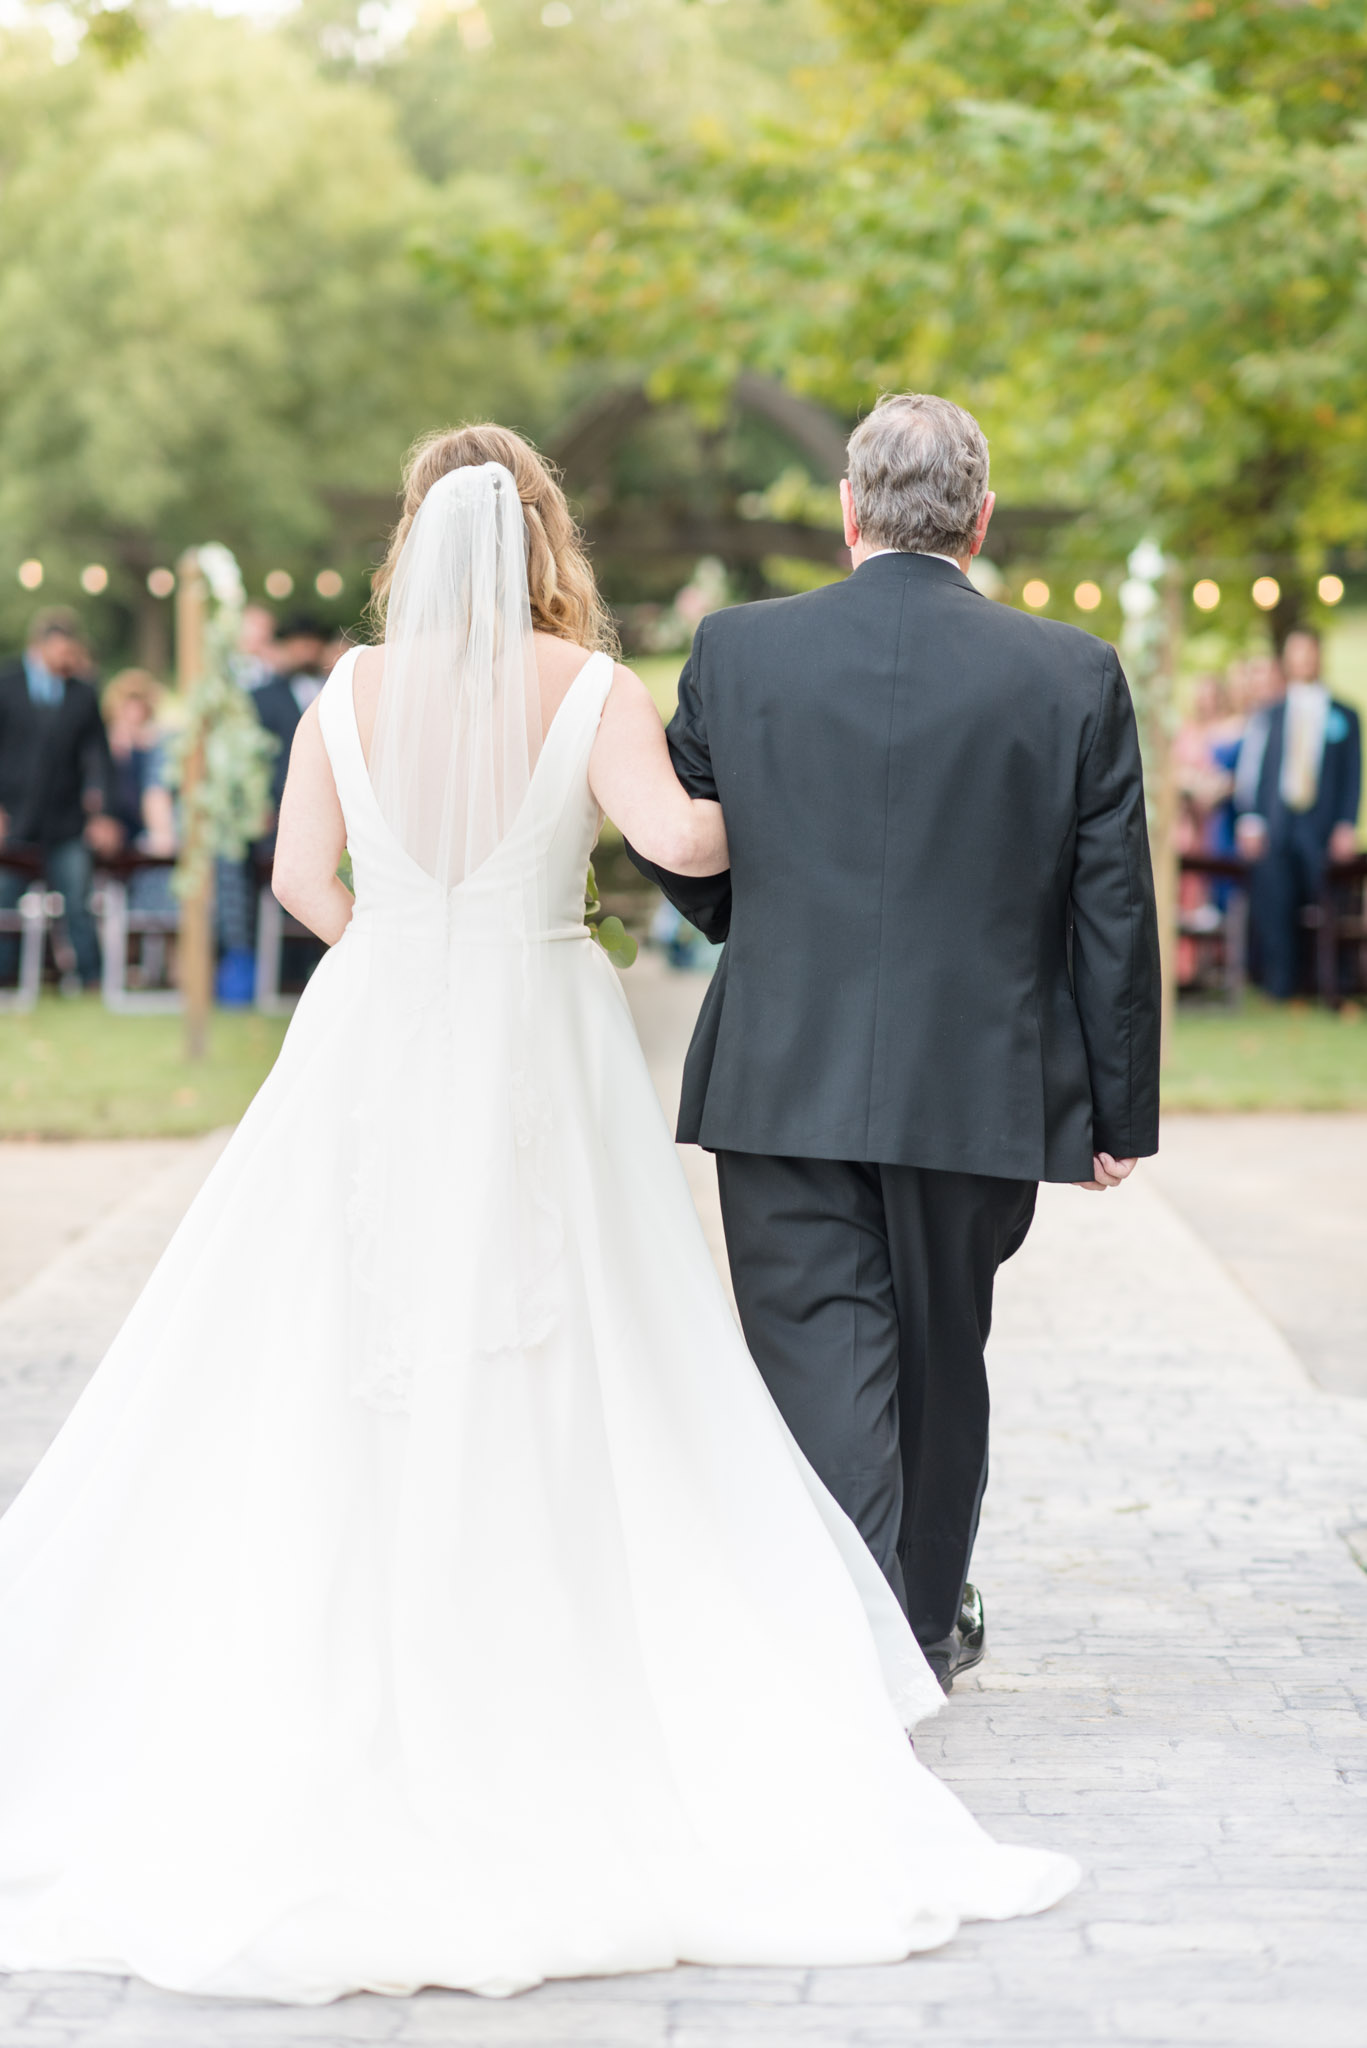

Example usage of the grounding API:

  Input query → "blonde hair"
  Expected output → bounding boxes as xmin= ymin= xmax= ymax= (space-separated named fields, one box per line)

xmin=102 ymin=667 xmax=162 ymax=723
xmin=371 ymin=423 xmax=619 ymax=656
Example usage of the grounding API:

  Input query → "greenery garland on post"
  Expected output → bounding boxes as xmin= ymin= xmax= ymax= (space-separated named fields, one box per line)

xmin=166 ymin=544 xmax=276 ymax=1057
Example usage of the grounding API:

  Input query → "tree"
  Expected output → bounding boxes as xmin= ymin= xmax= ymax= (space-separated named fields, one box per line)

xmin=0 ymin=13 xmax=552 ymax=663
xmin=425 ymin=0 xmax=1367 ymax=1041
xmin=435 ymin=0 xmax=1367 ymax=635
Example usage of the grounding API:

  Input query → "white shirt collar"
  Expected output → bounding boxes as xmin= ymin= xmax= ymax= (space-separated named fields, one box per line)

xmin=860 ymin=547 xmax=962 ymax=570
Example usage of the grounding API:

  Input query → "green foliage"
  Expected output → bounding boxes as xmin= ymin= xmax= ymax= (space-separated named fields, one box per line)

xmin=77 ymin=3 xmax=147 ymax=69
xmin=429 ymin=0 xmax=1367 ymax=624
xmin=165 ymin=548 xmax=276 ymax=895
xmin=585 ymin=862 xmax=638 ymax=967
xmin=0 ymin=13 xmax=551 ymax=653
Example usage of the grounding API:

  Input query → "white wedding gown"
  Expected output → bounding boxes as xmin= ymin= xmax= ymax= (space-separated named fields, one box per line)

xmin=0 ymin=647 xmax=1077 ymax=2004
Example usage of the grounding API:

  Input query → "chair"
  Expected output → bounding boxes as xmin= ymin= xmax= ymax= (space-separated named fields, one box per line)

xmin=1310 ymin=852 xmax=1367 ymax=1003
xmin=95 ymin=854 xmax=181 ymax=1014
xmin=0 ymin=860 xmax=48 ymax=1013
xmin=1178 ymin=853 xmax=1249 ymax=1004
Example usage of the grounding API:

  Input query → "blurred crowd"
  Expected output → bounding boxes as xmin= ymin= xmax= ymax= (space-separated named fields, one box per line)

xmin=2 ymin=603 xmax=1363 ymax=1006
xmin=0 ymin=603 xmax=349 ymax=995
xmin=1174 ymin=626 xmax=1362 ymax=998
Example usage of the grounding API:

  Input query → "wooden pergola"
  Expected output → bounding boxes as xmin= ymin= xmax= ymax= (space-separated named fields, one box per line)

xmin=325 ymin=375 xmax=1072 ymax=586
xmin=544 ymin=374 xmax=1072 ymax=577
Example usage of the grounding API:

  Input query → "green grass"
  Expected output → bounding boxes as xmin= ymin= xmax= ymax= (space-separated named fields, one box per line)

xmin=3 ymin=984 xmax=1365 ymax=1142
xmin=0 ymin=998 xmax=290 ymax=1139
xmin=633 ymin=654 xmax=684 ymax=723
xmin=1166 ymin=993 xmax=1367 ymax=1111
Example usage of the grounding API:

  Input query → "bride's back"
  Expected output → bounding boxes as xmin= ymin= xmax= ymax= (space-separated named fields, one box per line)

xmin=351 ymin=631 xmax=599 ymax=774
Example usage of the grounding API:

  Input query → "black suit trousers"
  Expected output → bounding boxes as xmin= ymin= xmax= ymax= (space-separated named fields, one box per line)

xmin=1250 ymin=832 xmax=1323 ymax=1000
xmin=714 ymin=1152 xmax=1037 ymax=1646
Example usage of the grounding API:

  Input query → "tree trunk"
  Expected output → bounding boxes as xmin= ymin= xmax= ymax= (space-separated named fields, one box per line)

xmin=1151 ymin=580 xmax=1182 ymax=1065
xmin=175 ymin=550 xmax=213 ymax=1061
xmin=134 ymin=585 xmax=170 ymax=674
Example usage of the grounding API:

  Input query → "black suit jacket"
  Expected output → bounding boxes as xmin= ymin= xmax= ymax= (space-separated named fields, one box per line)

xmin=1245 ymin=694 xmax=1362 ymax=859
xmin=628 ymin=553 xmax=1161 ymax=1182
xmin=252 ymin=674 xmax=308 ymax=816
xmin=0 ymin=657 xmax=112 ymax=848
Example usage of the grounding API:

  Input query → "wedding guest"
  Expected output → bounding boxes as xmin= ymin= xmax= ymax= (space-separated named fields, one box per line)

xmin=1236 ymin=627 xmax=1362 ymax=998
xmin=103 ymin=668 xmax=178 ymax=920
xmin=1174 ymin=676 xmax=1233 ymax=821
xmin=103 ymin=669 xmax=175 ymax=858
xmin=253 ymin=615 xmax=329 ymax=847
xmin=1205 ymin=665 xmax=1257 ymax=862
xmin=233 ymin=604 xmax=279 ymax=693
xmin=0 ymin=608 xmax=118 ymax=988
xmin=242 ymin=615 xmax=331 ymax=1001
xmin=1231 ymin=654 xmax=1286 ymax=820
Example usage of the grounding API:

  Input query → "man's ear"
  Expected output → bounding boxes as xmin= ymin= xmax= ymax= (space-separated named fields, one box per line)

xmin=970 ymin=492 xmax=996 ymax=559
xmin=840 ymin=478 xmax=861 ymax=552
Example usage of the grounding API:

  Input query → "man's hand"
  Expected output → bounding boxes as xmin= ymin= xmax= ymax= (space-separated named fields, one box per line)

xmin=84 ymin=815 xmax=123 ymax=858
xmin=1329 ymin=822 xmax=1359 ymax=865
xmin=1235 ymin=815 xmax=1268 ymax=861
xmin=1075 ymin=1152 xmax=1139 ymax=1193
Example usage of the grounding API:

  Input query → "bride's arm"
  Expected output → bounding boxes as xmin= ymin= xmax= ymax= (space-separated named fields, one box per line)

xmin=271 ymin=704 xmax=354 ymax=945
xmin=588 ymin=665 xmax=729 ymax=876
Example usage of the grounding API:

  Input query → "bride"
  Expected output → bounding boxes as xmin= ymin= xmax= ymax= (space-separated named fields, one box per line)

xmin=0 ymin=425 xmax=1077 ymax=2005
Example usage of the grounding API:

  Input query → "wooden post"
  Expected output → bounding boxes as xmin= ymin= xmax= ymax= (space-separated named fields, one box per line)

xmin=1151 ymin=578 xmax=1182 ymax=1065
xmin=175 ymin=548 xmax=213 ymax=1060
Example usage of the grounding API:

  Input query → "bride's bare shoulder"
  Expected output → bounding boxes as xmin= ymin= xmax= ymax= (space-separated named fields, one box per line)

xmin=532 ymin=631 xmax=609 ymax=727
xmin=532 ymin=631 xmax=593 ymax=681
xmin=353 ymin=643 xmax=384 ymax=689
xmin=350 ymin=644 xmax=384 ymax=759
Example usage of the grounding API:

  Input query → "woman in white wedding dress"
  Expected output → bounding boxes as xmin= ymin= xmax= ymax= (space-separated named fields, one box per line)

xmin=0 ymin=426 xmax=1077 ymax=2005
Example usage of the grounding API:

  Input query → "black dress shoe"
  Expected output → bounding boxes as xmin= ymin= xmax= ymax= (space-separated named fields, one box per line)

xmin=920 ymin=1585 xmax=986 ymax=1695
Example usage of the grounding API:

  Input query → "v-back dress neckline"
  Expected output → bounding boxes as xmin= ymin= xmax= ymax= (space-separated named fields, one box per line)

xmin=328 ymin=644 xmax=611 ymax=895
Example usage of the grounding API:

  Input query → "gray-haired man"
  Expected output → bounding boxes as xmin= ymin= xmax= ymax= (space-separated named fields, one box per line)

xmin=629 ymin=392 xmax=1160 ymax=1689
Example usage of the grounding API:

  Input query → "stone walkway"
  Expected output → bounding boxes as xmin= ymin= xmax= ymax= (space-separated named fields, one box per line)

xmin=1 ymin=965 xmax=1366 ymax=2046
xmin=1147 ymin=1114 xmax=1367 ymax=1397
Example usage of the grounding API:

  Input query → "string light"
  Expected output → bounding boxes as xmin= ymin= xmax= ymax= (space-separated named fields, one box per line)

xmin=147 ymin=567 xmax=176 ymax=598
xmin=1251 ymin=576 xmax=1281 ymax=610
xmin=456 ymin=5 xmax=493 ymax=45
xmin=1192 ymin=579 xmax=1220 ymax=611
xmin=17 ymin=560 xmax=43 ymax=591
xmin=315 ymin=569 xmax=344 ymax=600
xmin=1318 ymin=574 xmax=1345 ymax=606
xmin=1022 ymin=579 xmax=1050 ymax=609
xmin=1073 ymin=581 xmax=1102 ymax=611
xmin=79 ymin=564 xmax=109 ymax=595
xmin=264 ymin=569 xmax=294 ymax=600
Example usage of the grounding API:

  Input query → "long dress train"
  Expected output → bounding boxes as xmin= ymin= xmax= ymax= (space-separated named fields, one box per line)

xmin=0 ymin=648 xmax=1077 ymax=2002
